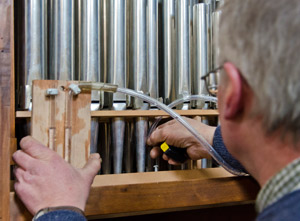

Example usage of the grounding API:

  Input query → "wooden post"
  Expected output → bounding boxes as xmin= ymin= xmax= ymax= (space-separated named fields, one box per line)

xmin=0 ymin=0 xmax=14 ymax=220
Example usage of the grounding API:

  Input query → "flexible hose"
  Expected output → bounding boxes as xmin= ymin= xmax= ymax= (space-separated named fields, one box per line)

xmin=117 ymin=88 xmax=247 ymax=176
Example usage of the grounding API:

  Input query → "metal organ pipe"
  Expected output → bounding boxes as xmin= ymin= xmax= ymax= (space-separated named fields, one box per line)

xmin=49 ymin=0 xmax=76 ymax=80
xmin=175 ymin=0 xmax=191 ymax=107
xmin=20 ymin=0 xmax=47 ymax=110
xmin=192 ymin=4 xmax=208 ymax=109
xmin=146 ymin=0 xmax=160 ymax=172
xmin=79 ymin=0 xmax=101 ymax=155
xmin=107 ymin=0 xmax=127 ymax=174
xmin=129 ymin=0 xmax=149 ymax=172
xmin=15 ymin=0 xmax=222 ymax=174
xmin=147 ymin=0 xmax=159 ymax=100
xmin=98 ymin=0 xmax=111 ymax=174
xmin=162 ymin=0 xmax=176 ymax=104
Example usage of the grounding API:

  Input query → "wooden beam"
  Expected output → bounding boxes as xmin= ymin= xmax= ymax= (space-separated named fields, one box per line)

xmin=16 ymin=109 xmax=219 ymax=118
xmin=10 ymin=168 xmax=259 ymax=220
xmin=85 ymin=168 xmax=259 ymax=218
xmin=0 ymin=0 xmax=13 ymax=220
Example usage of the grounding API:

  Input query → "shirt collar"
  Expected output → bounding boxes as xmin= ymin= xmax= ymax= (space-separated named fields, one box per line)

xmin=256 ymin=157 xmax=300 ymax=213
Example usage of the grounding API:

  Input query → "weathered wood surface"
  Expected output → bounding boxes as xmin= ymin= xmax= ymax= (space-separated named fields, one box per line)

xmin=10 ymin=168 xmax=259 ymax=220
xmin=0 ymin=0 xmax=13 ymax=220
xmin=31 ymin=80 xmax=91 ymax=168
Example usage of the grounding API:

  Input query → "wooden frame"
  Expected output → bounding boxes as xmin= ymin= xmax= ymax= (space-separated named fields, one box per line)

xmin=0 ymin=0 xmax=14 ymax=220
xmin=1 ymin=0 xmax=260 ymax=220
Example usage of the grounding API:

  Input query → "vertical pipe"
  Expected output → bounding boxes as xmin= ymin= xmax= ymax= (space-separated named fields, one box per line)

xmin=129 ymin=0 xmax=149 ymax=173
xmin=192 ymin=4 xmax=208 ymax=109
xmin=19 ymin=0 xmax=47 ymax=110
xmin=107 ymin=0 xmax=127 ymax=174
xmin=212 ymin=10 xmax=221 ymax=69
xmin=99 ymin=122 xmax=111 ymax=174
xmin=146 ymin=0 xmax=159 ymax=172
xmin=206 ymin=3 xmax=213 ymax=71
xmin=124 ymin=119 xmax=134 ymax=173
xmin=148 ymin=0 xmax=159 ymax=100
xmin=80 ymin=0 xmax=101 ymax=155
xmin=80 ymin=0 xmax=101 ymax=83
xmin=189 ymin=0 xmax=199 ymax=100
xmin=200 ymin=103 xmax=213 ymax=168
xmin=162 ymin=0 xmax=176 ymax=104
xmin=99 ymin=0 xmax=111 ymax=174
xmin=49 ymin=0 xmax=76 ymax=80
xmin=175 ymin=0 xmax=191 ymax=106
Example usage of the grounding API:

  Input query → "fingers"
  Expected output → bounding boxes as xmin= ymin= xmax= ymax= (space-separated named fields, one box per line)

xmin=20 ymin=136 xmax=53 ymax=160
xmin=150 ymin=146 xmax=162 ymax=159
xmin=147 ymin=126 xmax=168 ymax=146
xmin=14 ymin=166 xmax=26 ymax=183
xmin=12 ymin=150 xmax=36 ymax=170
xmin=81 ymin=153 xmax=101 ymax=182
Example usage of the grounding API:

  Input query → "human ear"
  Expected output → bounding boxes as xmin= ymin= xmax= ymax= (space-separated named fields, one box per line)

xmin=222 ymin=62 xmax=244 ymax=119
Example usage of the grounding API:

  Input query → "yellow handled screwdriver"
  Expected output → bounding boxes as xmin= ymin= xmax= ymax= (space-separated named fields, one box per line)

xmin=160 ymin=142 xmax=189 ymax=163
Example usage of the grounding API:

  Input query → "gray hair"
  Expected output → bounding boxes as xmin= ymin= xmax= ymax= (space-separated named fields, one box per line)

xmin=219 ymin=0 xmax=300 ymax=141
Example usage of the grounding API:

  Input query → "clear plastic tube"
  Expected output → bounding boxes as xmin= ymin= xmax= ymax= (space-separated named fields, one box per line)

xmin=148 ymin=95 xmax=218 ymax=139
xmin=116 ymin=88 xmax=247 ymax=176
xmin=74 ymin=82 xmax=246 ymax=176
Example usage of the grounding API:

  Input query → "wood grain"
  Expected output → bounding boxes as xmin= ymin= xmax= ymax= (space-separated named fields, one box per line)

xmin=0 ymin=0 xmax=13 ymax=220
xmin=31 ymin=80 xmax=91 ymax=168
xmin=10 ymin=168 xmax=259 ymax=220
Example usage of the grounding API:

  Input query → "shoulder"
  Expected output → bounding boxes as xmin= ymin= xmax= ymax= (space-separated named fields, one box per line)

xmin=257 ymin=190 xmax=300 ymax=221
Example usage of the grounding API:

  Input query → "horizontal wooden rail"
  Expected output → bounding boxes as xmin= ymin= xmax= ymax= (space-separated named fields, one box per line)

xmin=16 ymin=109 xmax=219 ymax=118
xmin=10 ymin=168 xmax=259 ymax=220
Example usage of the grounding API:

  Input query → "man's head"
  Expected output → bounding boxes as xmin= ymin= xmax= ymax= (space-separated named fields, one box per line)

xmin=219 ymin=0 xmax=300 ymax=141
xmin=217 ymin=0 xmax=300 ymax=185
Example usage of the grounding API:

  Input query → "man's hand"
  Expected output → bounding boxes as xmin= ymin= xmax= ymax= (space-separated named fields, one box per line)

xmin=147 ymin=117 xmax=216 ymax=165
xmin=12 ymin=136 xmax=101 ymax=215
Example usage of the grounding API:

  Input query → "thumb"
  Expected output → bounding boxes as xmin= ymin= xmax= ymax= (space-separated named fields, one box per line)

xmin=81 ymin=153 xmax=101 ymax=182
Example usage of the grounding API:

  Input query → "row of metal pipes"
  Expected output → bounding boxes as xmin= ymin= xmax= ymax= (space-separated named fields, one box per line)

xmin=15 ymin=0 xmax=222 ymax=174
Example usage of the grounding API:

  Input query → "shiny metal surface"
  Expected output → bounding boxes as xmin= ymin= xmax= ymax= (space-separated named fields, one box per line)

xmin=147 ymin=0 xmax=159 ymax=100
xmin=124 ymin=120 xmax=134 ymax=173
xmin=175 ymin=0 xmax=191 ymax=103
xmin=79 ymin=0 xmax=101 ymax=154
xmin=192 ymin=4 xmax=208 ymax=109
xmin=107 ymin=0 xmax=127 ymax=102
xmin=135 ymin=117 xmax=148 ymax=172
xmin=99 ymin=122 xmax=111 ymax=174
xmin=162 ymin=0 xmax=176 ymax=104
xmin=111 ymin=117 xmax=126 ymax=174
xmin=99 ymin=123 xmax=110 ymax=173
xmin=106 ymin=0 xmax=128 ymax=173
xmin=129 ymin=0 xmax=148 ymax=109
xmin=49 ymin=0 xmax=76 ymax=80
xmin=20 ymin=0 xmax=47 ymax=109
xmin=129 ymin=0 xmax=149 ymax=172
xmin=80 ymin=0 xmax=101 ymax=84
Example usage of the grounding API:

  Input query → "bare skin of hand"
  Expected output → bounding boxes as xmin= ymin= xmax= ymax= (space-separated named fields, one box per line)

xmin=12 ymin=136 xmax=101 ymax=215
xmin=147 ymin=117 xmax=216 ymax=165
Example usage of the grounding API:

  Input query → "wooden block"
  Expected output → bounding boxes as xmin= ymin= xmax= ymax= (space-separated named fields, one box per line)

xmin=31 ymin=80 xmax=91 ymax=168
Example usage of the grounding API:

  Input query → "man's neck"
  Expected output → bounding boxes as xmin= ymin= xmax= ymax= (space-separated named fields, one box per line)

xmin=235 ymin=122 xmax=300 ymax=187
